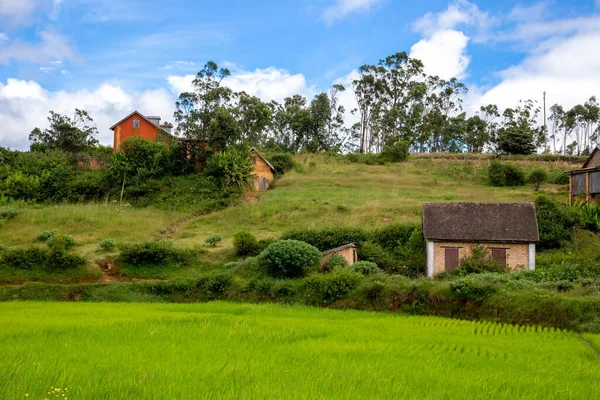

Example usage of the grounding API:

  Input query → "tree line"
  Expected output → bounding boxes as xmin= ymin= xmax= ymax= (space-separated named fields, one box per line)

xmin=27 ymin=51 xmax=600 ymax=156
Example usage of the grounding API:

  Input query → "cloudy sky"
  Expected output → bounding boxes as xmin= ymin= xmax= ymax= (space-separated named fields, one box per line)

xmin=1 ymin=0 xmax=599 ymax=149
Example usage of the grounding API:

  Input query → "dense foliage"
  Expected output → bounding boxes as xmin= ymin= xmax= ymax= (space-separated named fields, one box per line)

xmin=488 ymin=161 xmax=526 ymax=187
xmin=535 ymin=195 xmax=580 ymax=250
xmin=258 ymin=240 xmax=322 ymax=278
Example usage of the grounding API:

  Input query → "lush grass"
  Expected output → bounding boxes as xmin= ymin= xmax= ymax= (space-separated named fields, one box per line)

xmin=185 ymin=155 xmax=571 ymax=242
xmin=0 ymin=203 xmax=186 ymax=252
xmin=0 ymin=301 xmax=598 ymax=399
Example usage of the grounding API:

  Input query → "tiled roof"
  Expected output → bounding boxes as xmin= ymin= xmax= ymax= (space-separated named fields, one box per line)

xmin=422 ymin=202 xmax=539 ymax=243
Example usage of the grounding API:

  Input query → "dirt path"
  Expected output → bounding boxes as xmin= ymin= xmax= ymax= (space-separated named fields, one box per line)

xmin=579 ymin=335 xmax=600 ymax=359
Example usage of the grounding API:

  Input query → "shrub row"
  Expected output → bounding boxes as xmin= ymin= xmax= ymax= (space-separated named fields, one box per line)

xmin=2 ymin=272 xmax=598 ymax=332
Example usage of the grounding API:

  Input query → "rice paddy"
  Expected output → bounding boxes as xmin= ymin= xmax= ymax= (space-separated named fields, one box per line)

xmin=0 ymin=302 xmax=598 ymax=399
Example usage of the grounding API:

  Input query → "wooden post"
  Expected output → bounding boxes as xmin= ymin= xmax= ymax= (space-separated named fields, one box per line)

xmin=586 ymin=172 xmax=590 ymax=203
xmin=569 ymin=174 xmax=573 ymax=205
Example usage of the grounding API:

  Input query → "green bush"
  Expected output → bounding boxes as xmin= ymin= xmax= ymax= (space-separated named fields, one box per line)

xmin=268 ymin=153 xmax=295 ymax=174
xmin=536 ymin=195 xmax=580 ymax=250
xmin=1 ymin=247 xmax=48 ymax=270
xmin=447 ymin=246 xmax=508 ymax=276
xmin=380 ymin=140 xmax=409 ymax=163
xmin=46 ymin=233 xmax=77 ymax=250
xmin=488 ymin=161 xmax=525 ymax=187
xmin=282 ymin=227 xmax=369 ymax=251
xmin=350 ymin=261 xmax=381 ymax=275
xmin=303 ymin=270 xmax=361 ymax=305
xmin=322 ymin=254 xmax=348 ymax=272
xmin=528 ymin=168 xmax=547 ymax=191
xmin=204 ymin=234 xmax=223 ymax=247
xmin=35 ymin=229 xmax=59 ymax=242
xmin=357 ymin=242 xmax=398 ymax=273
xmin=503 ymin=163 xmax=525 ymax=186
xmin=371 ymin=223 xmax=419 ymax=252
xmin=98 ymin=238 xmax=116 ymax=252
xmin=233 ymin=231 xmax=259 ymax=256
xmin=205 ymin=148 xmax=254 ymax=188
xmin=0 ymin=245 xmax=84 ymax=271
xmin=396 ymin=227 xmax=426 ymax=277
xmin=488 ymin=160 xmax=505 ymax=186
xmin=258 ymin=240 xmax=322 ymax=278
xmin=119 ymin=241 xmax=193 ymax=266
xmin=0 ymin=208 xmax=19 ymax=219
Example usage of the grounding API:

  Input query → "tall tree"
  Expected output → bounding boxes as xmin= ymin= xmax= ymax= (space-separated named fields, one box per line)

xmin=495 ymin=100 xmax=544 ymax=155
xmin=29 ymin=109 xmax=98 ymax=153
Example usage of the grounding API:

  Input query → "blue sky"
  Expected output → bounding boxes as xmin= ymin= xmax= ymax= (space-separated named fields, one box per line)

xmin=1 ymin=0 xmax=600 ymax=148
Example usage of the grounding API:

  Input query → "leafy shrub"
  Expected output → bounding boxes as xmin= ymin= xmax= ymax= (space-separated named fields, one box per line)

xmin=350 ymin=261 xmax=381 ymax=275
xmin=303 ymin=270 xmax=361 ymax=305
xmin=574 ymin=203 xmax=600 ymax=232
xmin=396 ymin=227 xmax=426 ymax=277
xmin=380 ymin=140 xmax=409 ymax=163
xmin=0 ymin=208 xmax=19 ymax=219
xmin=0 ymin=245 xmax=84 ymax=271
xmin=449 ymin=275 xmax=499 ymax=303
xmin=1 ymin=247 xmax=48 ymax=270
xmin=206 ymin=148 xmax=253 ymax=188
xmin=46 ymin=248 xmax=86 ymax=271
xmin=98 ymin=238 xmax=116 ymax=252
xmin=447 ymin=246 xmax=508 ymax=276
xmin=35 ymin=229 xmax=59 ymax=242
xmin=46 ymin=233 xmax=77 ymax=250
xmin=258 ymin=240 xmax=322 ymax=278
xmin=282 ymin=227 xmax=369 ymax=251
xmin=233 ymin=231 xmax=259 ymax=256
xmin=488 ymin=160 xmax=505 ymax=186
xmin=322 ymin=254 xmax=348 ymax=272
xmin=528 ymin=168 xmax=547 ymax=191
xmin=119 ymin=241 xmax=193 ymax=265
xmin=548 ymin=171 xmax=570 ymax=185
xmin=269 ymin=153 xmax=295 ymax=174
xmin=488 ymin=161 xmax=525 ymax=187
xmin=357 ymin=242 xmax=398 ymax=273
xmin=204 ymin=234 xmax=223 ymax=247
xmin=536 ymin=195 xmax=580 ymax=250
xmin=371 ymin=223 xmax=419 ymax=252
xmin=257 ymin=238 xmax=277 ymax=253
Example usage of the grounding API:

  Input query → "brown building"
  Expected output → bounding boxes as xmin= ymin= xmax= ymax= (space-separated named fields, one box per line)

xmin=250 ymin=147 xmax=276 ymax=191
xmin=422 ymin=202 xmax=539 ymax=277
xmin=566 ymin=147 xmax=600 ymax=204
xmin=321 ymin=243 xmax=361 ymax=267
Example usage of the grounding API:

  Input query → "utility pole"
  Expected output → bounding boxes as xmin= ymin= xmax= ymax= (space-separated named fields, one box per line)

xmin=543 ymin=91 xmax=547 ymax=129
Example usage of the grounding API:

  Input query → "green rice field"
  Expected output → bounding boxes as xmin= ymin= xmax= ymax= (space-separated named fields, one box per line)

xmin=0 ymin=302 xmax=598 ymax=399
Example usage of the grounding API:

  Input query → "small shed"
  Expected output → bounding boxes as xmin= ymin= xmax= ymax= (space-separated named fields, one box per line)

xmin=566 ymin=147 xmax=600 ymax=204
xmin=250 ymin=147 xmax=276 ymax=192
xmin=321 ymin=243 xmax=361 ymax=267
xmin=422 ymin=202 xmax=539 ymax=277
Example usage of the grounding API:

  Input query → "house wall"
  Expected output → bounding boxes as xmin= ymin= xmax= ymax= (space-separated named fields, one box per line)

xmin=251 ymin=152 xmax=274 ymax=191
xmin=321 ymin=247 xmax=358 ymax=267
xmin=113 ymin=114 xmax=161 ymax=152
xmin=429 ymin=241 xmax=532 ymax=276
xmin=587 ymin=151 xmax=600 ymax=168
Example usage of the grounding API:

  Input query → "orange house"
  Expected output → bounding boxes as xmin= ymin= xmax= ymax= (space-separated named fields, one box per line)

xmin=111 ymin=111 xmax=174 ymax=152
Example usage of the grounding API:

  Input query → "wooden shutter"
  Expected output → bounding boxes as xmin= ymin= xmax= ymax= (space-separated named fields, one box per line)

xmin=444 ymin=248 xmax=459 ymax=271
xmin=491 ymin=248 xmax=507 ymax=266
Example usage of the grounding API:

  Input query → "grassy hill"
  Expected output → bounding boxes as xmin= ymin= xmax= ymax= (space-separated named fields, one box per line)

xmin=0 ymin=154 xmax=574 ymax=254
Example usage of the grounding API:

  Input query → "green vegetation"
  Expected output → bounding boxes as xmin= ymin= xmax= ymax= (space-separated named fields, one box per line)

xmin=0 ymin=302 xmax=598 ymax=399
xmin=258 ymin=240 xmax=322 ymax=278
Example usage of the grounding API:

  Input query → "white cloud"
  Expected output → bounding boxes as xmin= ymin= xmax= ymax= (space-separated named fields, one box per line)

xmin=0 ymin=79 xmax=176 ymax=150
xmin=0 ymin=0 xmax=37 ymax=19
xmin=0 ymin=27 xmax=78 ymax=65
xmin=413 ymin=0 xmax=492 ymax=37
xmin=322 ymin=0 xmax=380 ymax=24
xmin=410 ymin=29 xmax=470 ymax=80
xmin=471 ymin=27 xmax=600 ymax=113
xmin=168 ymin=66 xmax=316 ymax=103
